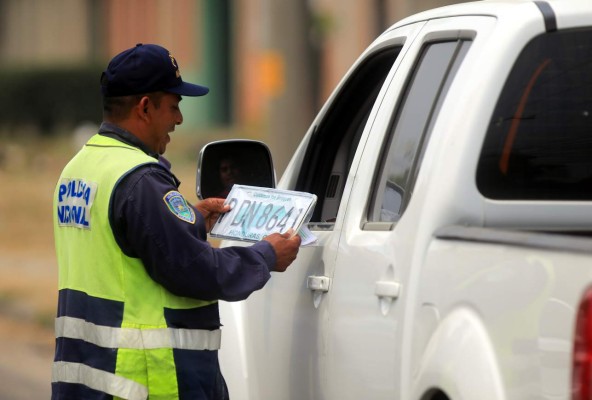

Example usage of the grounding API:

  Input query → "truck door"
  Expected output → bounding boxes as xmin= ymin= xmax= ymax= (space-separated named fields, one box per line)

xmin=218 ymin=23 xmax=425 ymax=400
xmin=323 ymin=17 xmax=492 ymax=399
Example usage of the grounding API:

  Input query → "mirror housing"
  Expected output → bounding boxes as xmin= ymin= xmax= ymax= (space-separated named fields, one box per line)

xmin=197 ymin=139 xmax=276 ymax=199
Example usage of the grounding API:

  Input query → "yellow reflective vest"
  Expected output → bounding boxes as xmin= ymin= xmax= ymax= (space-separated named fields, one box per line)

xmin=52 ymin=135 xmax=222 ymax=400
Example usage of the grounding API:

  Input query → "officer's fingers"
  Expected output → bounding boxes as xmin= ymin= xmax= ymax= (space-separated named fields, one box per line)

xmin=266 ymin=233 xmax=301 ymax=272
xmin=195 ymin=198 xmax=229 ymax=214
xmin=211 ymin=198 xmax=231 ymax=213
xmin=265 ymin=230 xmax=301 ymax=247
xmin=282 ymin=229 xmax=302 ymax=247
xmin=289 ymin=233 xmax=302 ymax=247
xmin=203 ymin=198 xmax=223 ymax=209
xmin=280 ymin=229 xmax=294 ymax=238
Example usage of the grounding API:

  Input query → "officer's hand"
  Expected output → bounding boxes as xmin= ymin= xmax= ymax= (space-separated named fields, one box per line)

xmin=263 ymin=229 xmax=302 ymax=272
xmin=194 ymin=198 xmax=230 ymax=232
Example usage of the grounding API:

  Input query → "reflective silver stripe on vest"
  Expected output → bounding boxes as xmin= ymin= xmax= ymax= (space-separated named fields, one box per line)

xmin=52 ymin=361 xmax=148 ymax=400
xmin=56 ymin=316 xmax=221 ymax=350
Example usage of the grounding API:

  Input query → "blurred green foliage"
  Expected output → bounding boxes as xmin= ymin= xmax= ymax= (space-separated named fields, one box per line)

xmin=0 ymin=66 xmax=104 ymax=136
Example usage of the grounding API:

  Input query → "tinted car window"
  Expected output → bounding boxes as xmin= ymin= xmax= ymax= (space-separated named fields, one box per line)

xmin=477 ymin=29 xmax=592 ymax=200
xmin=368 ymin=40 xmax=471 ymax=224
xmin=296 ymin=47 xmax=401 ymax=223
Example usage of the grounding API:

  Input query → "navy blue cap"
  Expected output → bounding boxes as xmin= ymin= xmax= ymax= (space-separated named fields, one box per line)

xmin=100 ymin=43 xmax=209 ymax=97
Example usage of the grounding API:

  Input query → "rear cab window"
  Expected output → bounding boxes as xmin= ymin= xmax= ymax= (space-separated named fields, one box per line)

xmin=477 ymin=28 xmax=592 ymax=200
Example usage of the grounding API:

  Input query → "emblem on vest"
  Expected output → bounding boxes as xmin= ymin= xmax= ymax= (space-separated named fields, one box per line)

xmin=56 ymin=178 xmax=98 ymax=229
xmin=164 ymin=191 xmax=196 ymax=224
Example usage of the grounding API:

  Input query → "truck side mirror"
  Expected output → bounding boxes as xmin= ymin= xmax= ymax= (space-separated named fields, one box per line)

xmin=196 ymin=139 xmax=276 ymax=199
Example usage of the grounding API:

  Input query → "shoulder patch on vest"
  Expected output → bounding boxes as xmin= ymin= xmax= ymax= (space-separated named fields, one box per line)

xmin=163 ymin=191 xmax=196 ymax=224
xmin=56 ymin=178 xmax=98 ymax=229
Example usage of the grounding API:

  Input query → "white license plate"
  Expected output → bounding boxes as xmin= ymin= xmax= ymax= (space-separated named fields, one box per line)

xmin=210 ymin=185 xmax=317 ymax=242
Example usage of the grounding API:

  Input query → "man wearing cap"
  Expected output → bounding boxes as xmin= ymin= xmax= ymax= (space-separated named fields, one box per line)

xmin=51 ymin=43 xmax=301 ymax=400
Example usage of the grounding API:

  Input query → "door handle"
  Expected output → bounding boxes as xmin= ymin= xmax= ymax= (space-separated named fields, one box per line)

xmin=307 ymin=275 xmax=331 ymax=293
xmin=307 ymin=275 xmax=331 ymax=309
xmin=375 ymin=280 xmax=400 ymax=299
xmin=375 ymin=280 xmax=400 ymax=316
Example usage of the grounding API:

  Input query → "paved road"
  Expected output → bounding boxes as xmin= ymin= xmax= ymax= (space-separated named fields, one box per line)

xmin=0 ymin=254 xmax=55 ymax=399
xmin=0 ymin=359 xmax=51 ymax=400
xmin=0 ymin=314 xmax=53 ymax=399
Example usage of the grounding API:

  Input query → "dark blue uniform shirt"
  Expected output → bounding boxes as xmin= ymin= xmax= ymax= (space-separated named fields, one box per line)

xmin=99 ymin=122 xmax=276 ymax=302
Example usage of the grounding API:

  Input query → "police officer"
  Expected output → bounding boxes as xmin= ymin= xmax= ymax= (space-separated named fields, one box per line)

xmin=52 ymin=43 xmax=301 ymax=399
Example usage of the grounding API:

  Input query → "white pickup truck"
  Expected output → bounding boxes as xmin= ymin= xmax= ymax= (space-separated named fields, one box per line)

xmin=198 ymin=0 xmax=592 ymax=398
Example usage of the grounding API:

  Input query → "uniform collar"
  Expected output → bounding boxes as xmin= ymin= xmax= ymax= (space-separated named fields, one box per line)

xmin=98 ymin=122 xmax=175 ymax=179
xmin=98 ymin=122 xmax=160 ymax=159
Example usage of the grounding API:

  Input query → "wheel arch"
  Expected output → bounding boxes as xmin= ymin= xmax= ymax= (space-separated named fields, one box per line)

xmin=412 ymin=307 xmax=506 ymax=400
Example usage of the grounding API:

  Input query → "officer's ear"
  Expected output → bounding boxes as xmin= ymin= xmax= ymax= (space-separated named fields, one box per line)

xmin=138 ymin=96 xmax=151 ymax=120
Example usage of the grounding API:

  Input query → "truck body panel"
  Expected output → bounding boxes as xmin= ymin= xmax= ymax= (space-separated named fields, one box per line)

xmin=217 ymin=1 xmax=592 ymax=398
